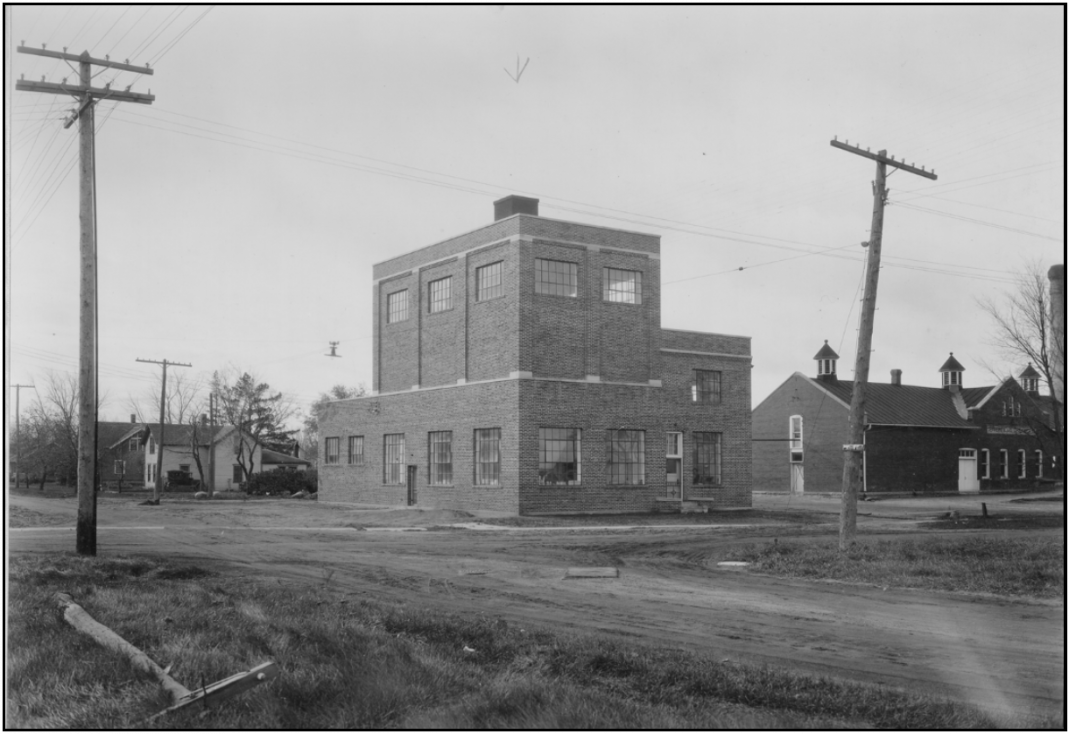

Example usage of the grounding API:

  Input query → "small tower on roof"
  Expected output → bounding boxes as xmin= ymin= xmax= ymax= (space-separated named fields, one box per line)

xmin=1019 ymin=363 xmax=1041 ymax=396
xmin=939 ymin=353 xmax=965 ymax=389
xmin=813 ymin=340 xmax=839 ymax=382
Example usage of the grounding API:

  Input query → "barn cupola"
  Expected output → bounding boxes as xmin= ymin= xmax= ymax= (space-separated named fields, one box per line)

xmin=813 ymin=340 xmax=840 ymax=382
xmin=938 ymin=352 xmax=965 ymax=390
xmin=1019 ymin=363 xmax=1041 ymax=396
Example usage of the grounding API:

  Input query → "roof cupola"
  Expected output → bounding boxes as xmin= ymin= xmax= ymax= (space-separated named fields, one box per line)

xmin=1019 ymin=363 xmax=1040 ymax=396
xmin=813 ymin=340 xmax=839 ymax=382
xmin=938 ymin=352 xmax=965 ymax=389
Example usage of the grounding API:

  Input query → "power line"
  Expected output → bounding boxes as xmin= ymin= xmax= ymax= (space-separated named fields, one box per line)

xmin=892 ymin=201 xmax=1062 ymax=242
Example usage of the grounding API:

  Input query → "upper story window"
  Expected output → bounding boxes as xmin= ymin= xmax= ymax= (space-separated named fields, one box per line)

xmin=148 ymin=437 xmax=156 ymax=454
xmin=817 ymin=359 xmax=836 ymax=376
xmin=476 ymin=262 xmax=503 ymax=301
xmin=128 ymin=436 xmax=141 ymax=452
xmin=603 ymin=267 xmax=642 ymax=304
xmin=428 ymin=277 xmax=452 ymax=313
xmin=606 ymin=429 xmax=645 ymax=485
xmin=387 ymin=290 xmax=409 ymax=323
xmin=538 ymin=428 xmax=581 ymax=485
xmin=535 ymin=258 xmax=577 ymax=297
xmin=324 ymin=437 xmax=340 ymax=464
xmin=692 ymin=370 xmax=722 ymax=404
xmin=348 ymin=436 xmax=364 ymax=465
xmin=384 ymin=434 xmax=405 ymax=485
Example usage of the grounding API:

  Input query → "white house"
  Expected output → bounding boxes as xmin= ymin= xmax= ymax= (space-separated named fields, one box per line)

xmin=261 ymin=447 xmax=311 ymax=472
xmin=141 ymin=423 xmax=264 ymax=490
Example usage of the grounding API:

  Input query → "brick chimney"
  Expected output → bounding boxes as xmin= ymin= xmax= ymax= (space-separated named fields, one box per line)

xmin=493 ymin=195 xmax=539 ymax=221
xmin=890 ymin=369 xmax=902 ymax=386
xmin=130 ymin=413 xmax=136 ymax=423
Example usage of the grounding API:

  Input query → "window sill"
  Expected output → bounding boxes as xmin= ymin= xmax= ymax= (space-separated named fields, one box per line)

xmin=429 ymin=484 xmax=455 ymax=488
xmin=534 ymin=292 xmax=579 ymax=299
xmin=475 ymin=295 xmax=504 ymax=304
xmin=606 ymin=484 xmax=649 ymax=488
xmin=427 ymin=307 xmax=455 ymax=315
xmin=538 ymin=483 xmax=583 ymax=488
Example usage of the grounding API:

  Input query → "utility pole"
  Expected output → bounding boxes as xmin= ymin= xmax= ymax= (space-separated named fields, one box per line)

xmin=136 ymin=359 xmax=191 ymax=503
xmin=831 ymin=138 xmax=937 ymax=551
xmin=10 ymin=383 xmax=35 ymax=487
xmin=208 ymin=392 xmax=217 ymax=498
xmin=17 ymin=44 xmax=155 ymax=556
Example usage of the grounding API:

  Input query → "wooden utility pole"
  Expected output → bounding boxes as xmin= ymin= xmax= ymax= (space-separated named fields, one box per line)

xmin=16 ymin=44 xmax=155 ymax=555
xmin=208 ymin=392 xmax=217 ymax=498
xmin=831 ymin=138 xmax=937 ymax=551
xmin=136 ymin=359 xmax=191 ymax=503
xmin=10 ymin=383 xmax=35 ymax=487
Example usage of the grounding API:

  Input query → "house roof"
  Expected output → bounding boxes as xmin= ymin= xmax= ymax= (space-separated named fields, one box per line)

xmin=261 ymin=447 xmax=311 ymax=466
xmin=809 ymin=377 xmax=990 ymax=428
xmin=938 ymin=353 xmax=966 ymax=372
xmin=144 ymin=423 xmax=230 ymax=447
xmin=98 ymin=421 xmax=144 ymax=449
xmin=812 ymin=340 xmax=840 ymax=360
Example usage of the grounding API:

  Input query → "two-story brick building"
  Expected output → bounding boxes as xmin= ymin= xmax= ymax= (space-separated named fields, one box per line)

xmin=318 ymin=195 xmax=753 ymax=514
xmin=752 ymin=343 xmax=1061 ymax=494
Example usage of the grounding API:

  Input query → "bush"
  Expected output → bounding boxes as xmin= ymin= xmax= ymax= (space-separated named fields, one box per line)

xmin=244 ymin=470 xmax=316 ymax=497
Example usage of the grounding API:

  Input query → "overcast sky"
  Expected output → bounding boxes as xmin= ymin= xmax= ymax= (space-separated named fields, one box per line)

xmin=6 ymin=5 xmax=1065 ymax=426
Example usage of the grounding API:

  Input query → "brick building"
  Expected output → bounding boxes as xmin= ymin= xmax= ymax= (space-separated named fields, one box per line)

xmin=318 ymin=195 xmax=753 ymax=514
xmin=752 ymin=343 xmax=1061 ymax=494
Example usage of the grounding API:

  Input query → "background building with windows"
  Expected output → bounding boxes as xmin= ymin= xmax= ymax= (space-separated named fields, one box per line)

xmin=318 ymin=195 xmax=753 ymax=514
xmin=752 ymin=343 xmax=1061 ymax=494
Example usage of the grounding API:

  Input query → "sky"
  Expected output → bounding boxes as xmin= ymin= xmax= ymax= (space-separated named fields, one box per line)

xmin=6 ymin=5 xmax=1065 ymax=429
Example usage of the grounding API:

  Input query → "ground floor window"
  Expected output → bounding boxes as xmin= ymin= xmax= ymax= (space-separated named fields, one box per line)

xmin=693 ymin=432 xmax=722 ymax=485
xmin=1018 ymin=449 xmax=1027 ymax=479
xmin=232 ymin=464 xmax=242 ymax=483
xmin=539 ymin=428 xmax=581 ymax=485
xmin=474 ymin=428 xmax=501 ymax=485
xmin=607 ymin=429 xmax=645 ymax=485
xmin=324 ymin=437 xmax=340 ymax=464
xmin=348 ymin=436 xmax=364 ymax=465
xmin=980 ymin=449 xmax=990 ymax=479
xmin=999 ymin=449 xmax=1009 ymax=479
xmin=384 ymin=434 xmax=405 ymax=484
xmin=429 ymin=431 xmax=453 ymax=485
xmin=1035 ymin=450 xmax=1043 ymax=478
xmin=113 ymin=460 xmax=125 ymax=475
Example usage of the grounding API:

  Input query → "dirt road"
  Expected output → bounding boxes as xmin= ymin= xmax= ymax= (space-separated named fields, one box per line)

xmin=8 ymin=493 xmax=1065 ymax=719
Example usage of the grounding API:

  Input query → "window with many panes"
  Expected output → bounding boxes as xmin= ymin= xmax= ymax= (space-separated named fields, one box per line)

xmin=693 ymin=432 xmax=722 ymax=485
xmin=129 ymin=436 xmax=141 ymax=452
xmin=428 ymin=431 xmax=453 ymax=485
xmin=324 ymin=437 xmax=340 ymax=464
xmin=606 ymin=429 xmax=645 ymax=485
xmin=692 ymin=370 xmax=722 ymax=404
xmin=387 ymin=290 xmax=408 ymax=323
xmin=384 ymin=434 xmax=405 ymax=485
xmin=474 ymin=428 xmax=501 ymax=485
xmin=538 ymin=428 xmax=581 ymax=485
xmin=1018 ymin=449 xmax=1027 ymax=478
xmin=602 ymin=267 xmax=642 ymax=304
xmin=535 ymin=259 xmax=578 ymax=297
xmin=348 ymin=436 xmax=364 ymax=465
xmin=476 ymin=262 xmax=503 ymax=301
xmin=428 ymin=277 xmax=452 ymax=313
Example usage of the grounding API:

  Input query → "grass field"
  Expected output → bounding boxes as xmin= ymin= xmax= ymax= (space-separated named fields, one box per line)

xmin=724 ymin=534 xmax=1065 ymax=598
xmin=7 ymin=553 xmax=1056 ymax=729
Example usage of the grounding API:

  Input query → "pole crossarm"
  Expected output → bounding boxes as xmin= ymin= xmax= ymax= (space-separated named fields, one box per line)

xmin=15 ymin=79 xmax=155 ymax=104
xmin=17 ymin=45 xmax=154 ymax=74
xmin=830 ymin=139 xmax=938 ymax=180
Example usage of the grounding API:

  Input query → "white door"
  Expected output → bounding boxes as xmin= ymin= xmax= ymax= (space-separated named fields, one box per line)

xmin=957 ymin=449 xmax=979 ymax=493
xmin=790 ymin=463 xmax=804 ymax=494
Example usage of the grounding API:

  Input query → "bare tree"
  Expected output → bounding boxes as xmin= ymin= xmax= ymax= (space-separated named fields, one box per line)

xmin=126 ymin=370 xmax=205 ymax=425
xmin=211 ymin=367 xmax=299 ymax=482
xmin=978 ymin=259 xmax=1065 ymax=478
xmin=20 ymin=371 xmax=110 ymax=488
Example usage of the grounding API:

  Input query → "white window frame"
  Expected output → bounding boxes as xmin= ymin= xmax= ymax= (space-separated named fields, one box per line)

xmin=324 ymin=437 xmax=340 ymax=465
xmin=348 ymin=436 xmax=364 ymax=465
xmin=818 ymin=359 xmax=836 ymax=376
xmin=999 ymin=449 xmax=1009 ymax=479
xmin=1018 ymin=449 xmax=1027 ymax=478
xmin=428 ymin=431 xmax=453 ymax=486
xmin=943 ymin=371 xmax=961 ymax=387
xmin=1035 ymin=450 xmax=1043 ymax=478
xmin=113 ymin=460 xmax=125 ymax=475
xmin=980 ymin=448 xmax=990 ymax=479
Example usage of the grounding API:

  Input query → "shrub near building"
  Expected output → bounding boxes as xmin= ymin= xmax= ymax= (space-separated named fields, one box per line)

xmin=244 ymin=470 xmax=317 ymax=497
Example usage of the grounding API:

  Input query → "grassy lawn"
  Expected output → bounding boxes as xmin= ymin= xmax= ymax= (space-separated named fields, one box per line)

xmin=7 ymin=554 xmax=1055 ymax=729
xmin=480 ymin=508 xmax=828 ymax=527
xmin=724 ymin=534 xmax=1064 ymax=598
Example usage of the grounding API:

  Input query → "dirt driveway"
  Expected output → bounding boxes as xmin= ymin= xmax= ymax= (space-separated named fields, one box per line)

xmin=7 ymin=492 xmax=1065 ymax=719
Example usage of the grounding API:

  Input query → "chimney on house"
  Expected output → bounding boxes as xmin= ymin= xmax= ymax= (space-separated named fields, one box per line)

xmin=200 ymin=413 xmax=209 ymax=426
xmin=813 ymin=340 xmax=839 ymax=382
xmin=891 ymin=369 xmax=902 ymax=386
xmin=130 ymin=413 xmax=136 ymax=423
xmin=493 ymin=194 xmax=539 ymax=221
xmin=939 ymin=352 xmax=965 ymax=392
xmin=1049 ymin=264 xmax=1065 ymax=409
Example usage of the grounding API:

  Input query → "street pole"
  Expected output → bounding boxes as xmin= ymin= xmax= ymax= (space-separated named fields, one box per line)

xmin=10 ymin=383 xmax=35 ymax=487
xmin=16 ymin=44 xmax=155 ymax=555
xmin=136 ymin=358 xmax=191 ymax=503
xmin=830 ymin=138 xmax=937 ymax=551
xmin=208 ymin=392 xmax=216 ymax=498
